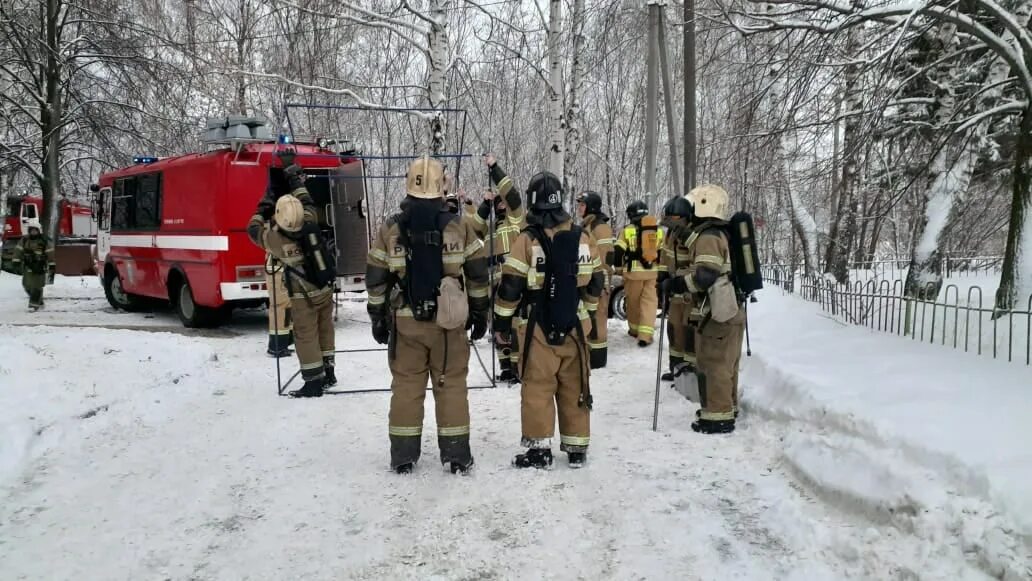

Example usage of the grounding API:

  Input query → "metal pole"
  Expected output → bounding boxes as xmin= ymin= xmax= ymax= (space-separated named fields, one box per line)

xmin=487 ymin=167 xmax=497 ymax=383
xmin=273 ymin=267 xmax=283 ymax=395
xmin=645 ymin=2 xmax=660 ymax=212
xmin=684 ymin=0 xmax=697 ymax=190
xmin=651 ymin=292 xmax=669 ymax=431
xmin=657 ymin=7 xmax=682 ymax=198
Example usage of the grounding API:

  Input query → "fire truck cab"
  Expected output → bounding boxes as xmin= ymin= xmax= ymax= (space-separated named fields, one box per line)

xmin=94 ymin=140 xmax=370 ymax=327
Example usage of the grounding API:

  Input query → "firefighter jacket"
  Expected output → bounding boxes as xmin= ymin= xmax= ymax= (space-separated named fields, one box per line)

xmin=366 ymin=211 xmax=490 ymax=322
xmin=254 ymin=224 xmax=333 ymax=302
xmin=581 ymin=213 xmax=615 ymax=286
xmin=13 ymin=235 xmax=54 ymax=276
xmin=493 ymin=220 xmax=605 ymax=336
xmin=682 ymin=220 xmax=744 ymax=325
xmin=472 ymin=164 xmax=527 ymax=276
xmin=614 ymin=220 xmax=665 ymax=279
xmin=662 ymin=222 xmax=695 ymax=301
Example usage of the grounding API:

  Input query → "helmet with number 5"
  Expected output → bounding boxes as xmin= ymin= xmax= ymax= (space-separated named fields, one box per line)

xmin=406 ymin=155 xmax=444 ymax=199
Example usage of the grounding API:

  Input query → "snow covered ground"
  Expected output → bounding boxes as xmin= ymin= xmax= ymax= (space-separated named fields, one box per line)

xmin=1 ymin=275 xmax=1029 ymax=580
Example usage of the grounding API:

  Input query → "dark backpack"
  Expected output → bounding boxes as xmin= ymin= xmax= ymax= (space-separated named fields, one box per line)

xmin=725 ymin=211 xmax=763 ymax=297
xmin=398 ymin=207 xmax=448 ymax=322
xmin=296 ymin=223 xmax=337 ymax=289
xmin=526 ymin=224 xmax=583 ymax=345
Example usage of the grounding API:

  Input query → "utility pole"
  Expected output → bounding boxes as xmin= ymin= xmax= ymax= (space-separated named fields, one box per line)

xmin=645 ymin=1 xmax=660 ymax=212
xmin=684 ymin=0 xmax=697 ymax=191
xmin=657 ymin=6 xmax=682 ymax=197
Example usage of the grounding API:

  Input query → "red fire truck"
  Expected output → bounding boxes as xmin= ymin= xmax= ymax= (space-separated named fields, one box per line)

xmin=93 ymin=141 xmax=370 ymax=327
xmin=1 ymin=195 xmax=95 ymax=274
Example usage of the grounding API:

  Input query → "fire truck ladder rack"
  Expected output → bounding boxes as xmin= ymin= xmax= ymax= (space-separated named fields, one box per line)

xmin=272 ymin=103 xmax=502 ymax=397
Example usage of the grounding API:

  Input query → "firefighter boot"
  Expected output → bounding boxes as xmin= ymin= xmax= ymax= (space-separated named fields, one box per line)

xmin=391 ymin=436 xmax=422 ymax=474
xmin=513 ymin=448 xmax=553 ymax=469
xmin=496 ymin=358 xmax=518 ymax=383
xmin=661 ymin=371 xmax=675 ymax=382
xmin=691 ymin=418 xmax=736 ymax=434
xmin=567 ymin=452 xmax=587 ymax=469
xmin=439 ymin=436 xmax=474 ymax=475
xmin=324 ymin=359 xmax=337 ymax=387
xmin=288 ymin=379 xmax=324 ymax=398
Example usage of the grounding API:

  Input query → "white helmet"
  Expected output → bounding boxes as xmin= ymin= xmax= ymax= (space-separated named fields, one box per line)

xmin=687 ymin=184 xmax=730 ymax=221
xmin=25 ymin=218 xmax=42 ymax=234
xmin=274 ymin=195 xmax=304 ymax=233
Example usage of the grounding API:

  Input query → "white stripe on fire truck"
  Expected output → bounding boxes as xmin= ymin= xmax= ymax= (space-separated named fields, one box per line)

xmin=109 ymin=235 xmax=229 ymax=251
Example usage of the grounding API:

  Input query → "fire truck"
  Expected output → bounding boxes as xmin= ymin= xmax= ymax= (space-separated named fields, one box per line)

xmin=1 ymin=195 xmax=96 ymax=274
xmin=93 ymin=137 xmax=370 ymax=327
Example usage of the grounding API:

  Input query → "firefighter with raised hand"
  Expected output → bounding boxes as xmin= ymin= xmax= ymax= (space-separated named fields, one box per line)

xmin=12 ymin=219 xmax=55 ymax=311
xmin=365 ymin=155 xmax=490 ymax=475
xmin=247 ymin=193 xmax=337 ymax=398
xmin=576 ymin=191 xmax=615 ymax=369
xmin=251 ymin=150 xmax=319 ymax=358
xmin=614 ymin=201 xmax=664 ymax=347
xmin=669 ymin=185 xmax=745 ymax=434
xmin=658 ymin=197 xmax=696 ymax=381
xmin=474 ymin=153 xmax=527 ymax=382
xmin=494 ymin=173 xmax=604 ymax=469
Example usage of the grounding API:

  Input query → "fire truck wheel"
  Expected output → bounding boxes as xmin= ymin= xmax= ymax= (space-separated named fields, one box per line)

xmin=103 ymin=267 xmax=145 ymax=312
xmin=175 ymin=279 xmax=220 ymax=328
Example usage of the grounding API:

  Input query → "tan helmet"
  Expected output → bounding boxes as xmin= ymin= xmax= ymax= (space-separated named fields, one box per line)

xmin=687 ymin=184 xmax=730 ymax=220
xmin=275 ymin=194 xmax=304 ymax=233
xmin=25 ymin=218 xmax=42 ymax=234
xmin=406 ymin=155 xmax=444 ymax=199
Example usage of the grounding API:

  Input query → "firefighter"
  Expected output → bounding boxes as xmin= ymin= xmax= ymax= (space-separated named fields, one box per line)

xmin=366 ymin=156 xmax=490 ymax=475
xmin=670 ymin=185 xmax=745 ymax=434
xmin=614 ymin=200 xmax=664 ymax=347
xmin=474 ymin=154 xmax=527 ymax=383
xmin=248 ymin=164 xmax=335 ymax=397
xmin=576 ymin=191 xmax=615 ymax=369
xmin=494 ymin=171 xmax=605 ymax=469
xmin=12 ymin=219 xmax=55 ymax=311
xmin=658 ymin=197 xmax=696 ymax=381
xmin=253 ymin=153 xmax=318 ymax=358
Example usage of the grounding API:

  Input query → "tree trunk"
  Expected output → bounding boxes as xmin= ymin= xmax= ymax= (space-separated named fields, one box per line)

xmin=995 ymin=106 xmax=1032 ymax=313
xmin=824 ymin=51 xmax=861 ymax=284
xmin=41 ymin=0 xmax=63 ymax=245
xmin=426 ymin=0 xmax=448 ymax=153
xmin=563 ymin=0 xmax=586 ymax=199
xmin=547 ymin=0 xmax=564 ymax=179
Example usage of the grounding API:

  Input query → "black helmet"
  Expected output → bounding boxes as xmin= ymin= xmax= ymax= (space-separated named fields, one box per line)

xmin=526 ymin=171 xmax=564 ymax=211
xmin=663 ymin=196 xmax=693 ymax=219
xmin=576 ymin=191 xmax=603 ymax=215
xmin=626 ymin=200 xmax=648 ymax=221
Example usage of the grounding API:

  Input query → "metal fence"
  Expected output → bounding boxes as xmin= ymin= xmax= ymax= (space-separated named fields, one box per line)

xmin=761 ymin=265 xmax=1032 ymax=366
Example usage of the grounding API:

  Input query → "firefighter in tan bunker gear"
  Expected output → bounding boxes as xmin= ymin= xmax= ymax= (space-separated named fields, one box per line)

xmin=366 ymin=156 xmax=490 ymax=475
xmin=658 ymin=197 xmax=697 ymax=382
xmin=473 ymin=154 xmax=527 ymax=382
xmin=576 ymin=191 xmax=615 ymax=369
xmin=614 ymin=201 xmax=664 ymax=347
xmin=670 ymin=185 xmax=745 ymax=434
xmin=248 ymin=193 xmax=336 ymax=398
xmin=494 ymin=171 xmax=605 ymax=469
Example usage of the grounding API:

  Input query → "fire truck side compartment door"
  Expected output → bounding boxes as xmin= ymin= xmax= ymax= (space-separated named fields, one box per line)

xmin=329 ymin=161 xmax=369 ymax=277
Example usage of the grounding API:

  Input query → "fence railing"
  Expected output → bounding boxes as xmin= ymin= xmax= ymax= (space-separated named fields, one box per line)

xmin=761 ymin=266 xmax=1032 ymax=366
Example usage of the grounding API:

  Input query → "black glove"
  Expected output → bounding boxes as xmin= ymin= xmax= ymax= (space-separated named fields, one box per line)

xmin=284 ymin=164 xmax=305 ymax=190
xmin=246 ymin=222 xmax=262 ymax=244
xmin=371 ymin=317 xmax=390 ymax=345
xmin=469 ymin=313 xmax=488 ymax=341
xmin=255 ymin=190 xmax=276 ymax=219
xmin=670 ymin=275 xmax=688 ymax=295
xmin=276 ymin=148 xmax=296 ymax=167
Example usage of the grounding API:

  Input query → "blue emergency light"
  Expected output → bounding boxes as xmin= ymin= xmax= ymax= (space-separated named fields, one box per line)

xmin=278 ymin=134 xmax=293 ymax=144
xmin=133 ymin=156 xmax=159 ymax=164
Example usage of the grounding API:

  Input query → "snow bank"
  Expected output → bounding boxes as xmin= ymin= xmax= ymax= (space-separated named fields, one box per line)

xmin=744 ymin=291 xmax=1032 ymax=578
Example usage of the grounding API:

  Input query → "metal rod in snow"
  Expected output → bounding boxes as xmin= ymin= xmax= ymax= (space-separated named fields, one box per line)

xmin=683 ymin=0 xmax=697 ymax=191
xmin=645 ymin=2 xmax=661 ymax=212
xmin=657 ymin=6 xmax=683 ymax=198
xmin=652 ymin=297 xmax=669 ymax=432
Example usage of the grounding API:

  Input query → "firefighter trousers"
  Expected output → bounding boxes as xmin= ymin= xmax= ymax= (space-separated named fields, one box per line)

xmin=388 ymin=316 xmax=472 ymax=468
xmin=695 ymin=318 xmax=745 ymax=421
xmin=587 ymin=288 xmax=609 ymax=369
xmin=667 ymin=297 xmax=696 ymax=372
xmin=267 ymin=271 xmax=293 ymax=352
xmin=22 ymin=272 xmax=45 ymax=308
xmin=290 ymin=291 xmax=335 ymax=382
xmin=624 ymin=275 xmax=658 ymax=343
xmin=519 ymin=324 xmax=591 ymax=453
